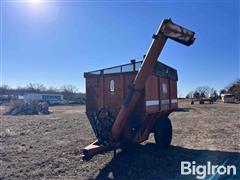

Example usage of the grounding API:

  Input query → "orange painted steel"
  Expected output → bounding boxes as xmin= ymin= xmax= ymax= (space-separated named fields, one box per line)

xmin=83 ymin=19 xmax=195 ymax=159
xmin=110 ymin=19 xmax=195 ymax=141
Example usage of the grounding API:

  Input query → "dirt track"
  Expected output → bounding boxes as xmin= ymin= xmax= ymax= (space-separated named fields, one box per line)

xmin=0 ymin=100 xmax=239 ymax=179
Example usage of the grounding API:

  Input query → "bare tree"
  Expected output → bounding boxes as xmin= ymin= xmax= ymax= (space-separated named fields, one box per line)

xmin=226 ymin=79 xmax=240 ymax=99
xmin=193 ymin=91 xmax=200 ymax=99
xmin=27 ymin=83 xmax=46 ymax=93
xmin=195 ymin=86 xmax=211 ymax=98
xmin=219 ymin=89 xmax=227 ymax=95
xmin=60 ymin=85 xmax=79 ymax=102
xmin=0 ymin=83 xmax=86 ymax=104
xmin=189 ymin=86 xmax=218 ymax=100
xmin=61 ymin=85 xmax=78 ymax=93
xmin=186 ymin=91 xmax=194 ymax=99
xmin=0 ymin=85 xmax=10 ymax=95
xmin=47 ymin=86 xmax=60 ymax=93
xmin=219 ymin=79 xmax=240 ymax=99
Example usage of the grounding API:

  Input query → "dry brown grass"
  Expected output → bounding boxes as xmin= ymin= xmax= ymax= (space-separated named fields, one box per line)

xmin=0 ymin=101 xmax=239 ymax=179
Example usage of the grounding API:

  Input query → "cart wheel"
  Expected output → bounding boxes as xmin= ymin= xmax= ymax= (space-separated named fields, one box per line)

xmin=154 ymin=117 xmax=172 ymax=148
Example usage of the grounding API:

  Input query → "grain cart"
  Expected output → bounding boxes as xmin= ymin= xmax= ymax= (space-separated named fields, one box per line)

xmin=83 ymin=19 xmax=195 ymax=160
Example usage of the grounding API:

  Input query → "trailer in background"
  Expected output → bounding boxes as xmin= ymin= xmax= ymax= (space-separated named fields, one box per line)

xmin=23 ymin=93 xmax=64 ymax=105
xmin=220 ymin=94 xmax=235 ymax=103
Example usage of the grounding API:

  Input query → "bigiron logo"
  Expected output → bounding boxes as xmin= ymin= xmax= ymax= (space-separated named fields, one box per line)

xmin=181 ymin=161 xmax=237 ymax=179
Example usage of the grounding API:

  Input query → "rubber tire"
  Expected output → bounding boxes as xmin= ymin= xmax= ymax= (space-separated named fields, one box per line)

xmin=154 ymin=117 xmax=172 ymax=149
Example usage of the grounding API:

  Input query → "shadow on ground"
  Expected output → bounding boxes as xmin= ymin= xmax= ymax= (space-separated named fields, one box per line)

xmin=95 ymin=144 xmax=240 ymax=180
xmin=174 ymin=108 xmax=192 ymax=112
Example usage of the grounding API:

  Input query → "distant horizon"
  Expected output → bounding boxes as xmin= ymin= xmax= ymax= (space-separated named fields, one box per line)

xmin=1 ymin=77 xmax=238 ymax=97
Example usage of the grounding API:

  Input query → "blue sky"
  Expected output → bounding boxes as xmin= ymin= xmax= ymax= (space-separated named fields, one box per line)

xmin=1 ymin=1 xmax=239 ymax=96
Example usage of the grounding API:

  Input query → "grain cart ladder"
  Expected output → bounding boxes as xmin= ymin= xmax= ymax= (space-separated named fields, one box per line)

xmin=83 ymin=19 xmax=195 ymax=160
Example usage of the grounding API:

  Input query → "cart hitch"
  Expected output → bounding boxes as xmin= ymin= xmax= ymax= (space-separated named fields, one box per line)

xmin=82 ymin=140 xmax=121 ymax=160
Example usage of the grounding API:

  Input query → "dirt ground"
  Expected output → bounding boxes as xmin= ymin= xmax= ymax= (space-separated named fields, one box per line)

xmin=0 ymin=100 xmax=239 ymax=179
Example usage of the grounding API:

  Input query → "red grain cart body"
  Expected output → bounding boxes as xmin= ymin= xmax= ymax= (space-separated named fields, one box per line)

xmin=84 ymin=61 xmax=178 ymax=142
xmin=83 ymin=19 xmax=195 ymax=160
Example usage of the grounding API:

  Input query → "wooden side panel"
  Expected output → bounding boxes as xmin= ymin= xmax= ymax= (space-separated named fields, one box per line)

xmin=159 ymin=77 xmax=170 ymax=111
xmin=145 ymin=75 xmax=159 ymax=113
xmin=100 ymin=72 xmax=144 ymax=118
xmin=103 ymin=75 xmax=124 ymax=117
xmin=86 ymin=76 xmax=101 ymax=114
xmin=86 ymin=72 xmax=178 ymax=118
xmin=123 ymin=73 xmax=136 ymax=96
xmin=86 ymin=72 xmax=146 ymax=118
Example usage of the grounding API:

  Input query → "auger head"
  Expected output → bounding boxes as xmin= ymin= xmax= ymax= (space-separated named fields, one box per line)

xmin=161 ymin=19 xmax=195 ymax=46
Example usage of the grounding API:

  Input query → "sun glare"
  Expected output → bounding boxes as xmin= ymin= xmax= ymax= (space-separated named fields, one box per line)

xmin=28 ymin=0 xmax=43 ymax=9
xmin=29 ymin=0 xmax=42 ymax=4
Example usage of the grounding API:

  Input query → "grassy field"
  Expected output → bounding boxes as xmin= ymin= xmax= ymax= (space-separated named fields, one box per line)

xmin=0 ymin=100 xmax=239 ymax=179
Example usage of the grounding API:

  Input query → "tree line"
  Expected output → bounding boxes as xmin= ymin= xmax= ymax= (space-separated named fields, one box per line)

xmin=186 ymin=79 xmax=240 ymax=100
xmin=0 ymin=83 xmax=86 ymax=104
xmin=186 ymin=86 xmax=218 ymax=99
xmin=219 ymin=79 xmax=240 ymax=99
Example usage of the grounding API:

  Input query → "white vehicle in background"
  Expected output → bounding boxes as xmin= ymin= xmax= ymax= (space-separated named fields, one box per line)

xmin=23 ymin=93 xmax=64 ymax=105
xmin=220 ymin=94 xmax=235 ymax=103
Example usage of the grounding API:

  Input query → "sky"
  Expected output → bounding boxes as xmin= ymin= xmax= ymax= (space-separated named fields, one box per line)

xmin=1 ymin=0 xmax=239 ymax=96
